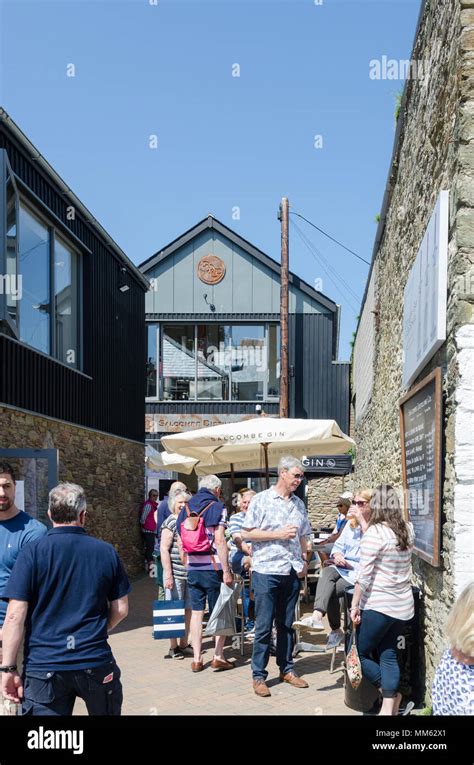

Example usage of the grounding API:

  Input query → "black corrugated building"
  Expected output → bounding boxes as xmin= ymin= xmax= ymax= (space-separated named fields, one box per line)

xmin=0 ymin=109 xmax=147 ymax=573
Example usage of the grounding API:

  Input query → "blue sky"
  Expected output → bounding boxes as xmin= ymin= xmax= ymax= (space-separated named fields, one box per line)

xmin=0 ymin=0 xmax=421 ymax=359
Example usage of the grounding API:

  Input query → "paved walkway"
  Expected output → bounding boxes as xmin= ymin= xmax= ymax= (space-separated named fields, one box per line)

xmin=75 ymin=575 xmax=358 ymax=716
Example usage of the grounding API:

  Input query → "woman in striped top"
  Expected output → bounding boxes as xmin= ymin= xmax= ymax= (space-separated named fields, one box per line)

xmin=160 ymin=491 xmax=192 ymax=659
xmin=350 ymin=484 xmax=414 ymax=715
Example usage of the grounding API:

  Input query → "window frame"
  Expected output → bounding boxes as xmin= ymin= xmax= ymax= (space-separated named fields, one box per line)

xmin=0 ymin=150 xmax=20 ymax=339
xmin=146 ymin=321 xmax=280 ymax=403
xmin=53 ymin=230 xmax=81 ymax=369
xmin=0 ymin=180 xmax=83 ymax=369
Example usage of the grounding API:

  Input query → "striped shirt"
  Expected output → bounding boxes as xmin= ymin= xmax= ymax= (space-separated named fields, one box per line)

xmin=228 ymin=511 xmax=247 ymax=555
xmin=161 ymin=515 xmax=187 ymax=580
xmin=356 ymin=522 xmax=414 ymax=621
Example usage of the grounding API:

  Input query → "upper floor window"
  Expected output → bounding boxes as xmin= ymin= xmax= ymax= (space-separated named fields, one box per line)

xmin=1 ymin=150 xmax=81 ymax=369
xmin=146 ymin=322 xmax=280 ymax=402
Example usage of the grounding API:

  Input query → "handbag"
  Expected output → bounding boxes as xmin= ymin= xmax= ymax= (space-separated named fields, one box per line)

xmin=152 ymin=599 xmax=185 ymax=640
xmin=346 ymin=625 xmax=363 ymax=689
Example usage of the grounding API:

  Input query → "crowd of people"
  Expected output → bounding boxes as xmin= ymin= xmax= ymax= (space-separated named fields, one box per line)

xmin=0 ymin=457 xmax=472 ymax=716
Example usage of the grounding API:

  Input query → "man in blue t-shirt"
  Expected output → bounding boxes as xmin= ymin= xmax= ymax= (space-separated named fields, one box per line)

xmin=1 ymin=482 xmax=131 ymax=716
xmin=0 ymin=461 xmax=47 ymax=709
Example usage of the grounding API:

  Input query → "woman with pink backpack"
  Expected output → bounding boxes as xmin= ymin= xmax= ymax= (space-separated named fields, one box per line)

xmin=175 ymin=475 xmax=235 ymax=673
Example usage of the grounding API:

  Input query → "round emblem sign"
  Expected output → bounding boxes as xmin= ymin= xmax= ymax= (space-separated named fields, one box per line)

xmin=197 ymin=255 xmax=226 ymax=285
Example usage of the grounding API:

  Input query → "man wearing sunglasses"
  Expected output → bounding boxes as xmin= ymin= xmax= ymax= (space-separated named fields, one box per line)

xmin=241 ymin=456 xmax=312 ymax=698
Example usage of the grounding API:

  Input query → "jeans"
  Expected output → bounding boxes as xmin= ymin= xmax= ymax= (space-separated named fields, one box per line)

xmin=21 ymin=659 xmax=122 ymax=716
xmin=251 ymin=569 xmax=300 ymax=680
xmin=356 ymin=609 xmax=405 ymax=698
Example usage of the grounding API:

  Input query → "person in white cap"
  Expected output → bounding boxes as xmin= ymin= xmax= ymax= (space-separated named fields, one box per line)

xmin=314 ymin=491 xmax=353 ymax=565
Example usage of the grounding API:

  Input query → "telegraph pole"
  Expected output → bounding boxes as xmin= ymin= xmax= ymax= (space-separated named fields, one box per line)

xmin=279 ymin=197 xmax=289 ymax=418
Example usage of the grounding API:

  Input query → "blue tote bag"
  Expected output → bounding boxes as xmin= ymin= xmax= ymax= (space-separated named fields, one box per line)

xmin=153 ymin=599 xmax=185 ymax=640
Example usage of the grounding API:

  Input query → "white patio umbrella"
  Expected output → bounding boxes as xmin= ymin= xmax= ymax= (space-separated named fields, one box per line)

xmin=145 ymin=446 xmax=198 ymax=475
xmin=162 ymin=418 xmax=355 ymax=487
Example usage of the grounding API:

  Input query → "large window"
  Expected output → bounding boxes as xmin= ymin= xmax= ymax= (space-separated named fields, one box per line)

xmin=54 ymin=236 xmax=79 ymax=366
xmin=1 ymin=157 xmax=82 ymax=368
xmin=147 ymin=323 xmax=280 ymax=401
xmin=230 ymin=324 xmax=265 ymax=401
xmin=1 ymin=152 xmax=20 ymax=335
xmin=147 ymin=324 xmax=158 ymax=397
xmin=17 ymin=205 xmax=80 ymax=367
xmin=162 ymin=324 xmax=196 ymax=401
xmin=197 ymin=324 xmax=230 ymax=400
xmin=19 ymin=206 xmax=51 ymax=355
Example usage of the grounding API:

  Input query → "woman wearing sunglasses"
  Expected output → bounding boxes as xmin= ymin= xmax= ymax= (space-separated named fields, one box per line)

xmin=350 ymin=484 xmax=414 ymax=716
xmin=293 ymin=489 xmax=372 ymax=650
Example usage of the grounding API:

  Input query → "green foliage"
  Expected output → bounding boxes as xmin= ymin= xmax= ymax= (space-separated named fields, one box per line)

xmin=374 ymin=213 xmax=381 ymax=223
xmin=394 ymin=90 xmax=403 ymax=124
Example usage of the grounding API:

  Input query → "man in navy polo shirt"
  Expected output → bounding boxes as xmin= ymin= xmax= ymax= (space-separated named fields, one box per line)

xmin=1 ymin=482 xmax=130 ymax=716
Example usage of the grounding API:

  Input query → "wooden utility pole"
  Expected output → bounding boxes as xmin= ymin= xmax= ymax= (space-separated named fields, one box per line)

xmin=279 ymin=197 xmax=289 ymax=418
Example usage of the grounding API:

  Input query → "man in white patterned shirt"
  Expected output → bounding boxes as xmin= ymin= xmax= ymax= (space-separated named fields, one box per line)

xmin=241 ymin=456 xmax=312 ymax=697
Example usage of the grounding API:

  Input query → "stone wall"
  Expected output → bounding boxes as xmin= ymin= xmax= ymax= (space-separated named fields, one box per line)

xmin=351 ymin=0 xmax=474 ymax=702
xmin=306 ymin=475 xmax=350 ymax=530
xmin=0 ymin=405 xmax=145 ymax=577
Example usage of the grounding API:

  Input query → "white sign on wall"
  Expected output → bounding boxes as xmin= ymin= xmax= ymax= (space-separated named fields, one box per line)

xmin=403 ymin=190 xmax=449 ymax=387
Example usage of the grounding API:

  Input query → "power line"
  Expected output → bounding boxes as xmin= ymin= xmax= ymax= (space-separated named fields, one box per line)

xmin=290 ymin=210 xmax=371 ymax=266
xmin=291 ymin=220 xmax=361 ymax=315
xmin=290 ymin=219 xmax=362 ymax=304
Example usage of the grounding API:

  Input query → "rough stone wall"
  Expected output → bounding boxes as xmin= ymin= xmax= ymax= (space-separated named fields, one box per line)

xmin=307 ymin=475 xmax=350 ymax=530
xmin=0 ymin=405 xmax=144 ymax=577
xmin=352 ymin=0 xmax=474 ymax=702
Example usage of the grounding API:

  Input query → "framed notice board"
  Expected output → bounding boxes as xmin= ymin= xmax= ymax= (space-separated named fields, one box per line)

xmin=399 ymin=368 xmax=443 ymax=567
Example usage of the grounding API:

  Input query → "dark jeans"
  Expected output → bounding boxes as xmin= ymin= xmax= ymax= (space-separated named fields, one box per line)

xmin=356 ymin=609 xmax=405 ymax=698
xmin=142 ymin=531 xmax=156 ymax=563
xmin=251 ymin=569 xmax=300 ymax=680
xmin=21 ymin=659 xmax=123 ymax=716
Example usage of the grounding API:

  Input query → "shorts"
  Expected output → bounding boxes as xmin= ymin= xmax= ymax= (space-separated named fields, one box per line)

xmin=187 ymin=569 xmax=223 ymax=613
xmin=165 ymin=577 xmax=192 ymax=610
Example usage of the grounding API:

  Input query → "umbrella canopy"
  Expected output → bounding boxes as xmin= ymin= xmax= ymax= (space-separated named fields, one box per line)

xmin=162 ymin=418 xmax=355 ymax=470
xmin=145 ymin=446 xmax=198 ymax=475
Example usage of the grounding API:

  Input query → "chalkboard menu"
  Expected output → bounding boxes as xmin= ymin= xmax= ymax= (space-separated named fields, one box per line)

xmin=400 ymin=368 xmax=442 ymax=567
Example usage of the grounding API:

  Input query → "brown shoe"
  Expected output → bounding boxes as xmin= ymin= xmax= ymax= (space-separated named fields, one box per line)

xmin=279 ymin=671 xmax=309 ymax=688
xmin=253 ymin=679 xmax=271 ymax=697
xmin=211 ymin=657 xmax=234 ymax=671
xmin=191 ymin=661 xmax=204 ymax=672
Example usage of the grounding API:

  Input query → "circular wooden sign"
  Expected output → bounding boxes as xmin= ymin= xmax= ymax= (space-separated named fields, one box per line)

xmin=197 ymin=255 xmax=226 ymax=285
